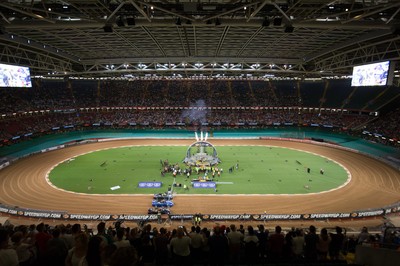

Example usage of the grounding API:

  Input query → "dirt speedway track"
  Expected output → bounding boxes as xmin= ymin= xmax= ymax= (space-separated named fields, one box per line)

xmin=1 ymin=139 xmax=400 ymax=217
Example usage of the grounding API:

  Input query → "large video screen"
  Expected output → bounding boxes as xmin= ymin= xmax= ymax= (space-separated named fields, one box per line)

xmin=0 ymin=63 xmax=32 ymax=88
xmin=351 ymin=61 xmax=391 ymax=87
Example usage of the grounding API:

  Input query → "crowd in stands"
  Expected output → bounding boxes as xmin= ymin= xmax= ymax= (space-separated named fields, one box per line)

xmin=0 ymin=110 xmax=375 ymax=146
xmin=0 ymin=79 xmax=380 ymax=113
xmin=0 ymin=79 xmax=399 ymax=148
xmin=1 ymin=220 xmax=397 ymax=266
xmin=360 ymin=107 xmax=400 ymax=146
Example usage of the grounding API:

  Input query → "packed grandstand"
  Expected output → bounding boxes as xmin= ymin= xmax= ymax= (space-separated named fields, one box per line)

xmin=0 ymin=79 xmax=399 ymax=149
xmin=0 ymin=219 xmax=399 ymax=266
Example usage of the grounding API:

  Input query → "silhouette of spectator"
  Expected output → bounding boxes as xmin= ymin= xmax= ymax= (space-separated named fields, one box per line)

xmin=140 ymin=229 xmax=155 ymax=265
xmin=65 ymin=232 xmax=89 ymax=266
xmin=43 ymin=227 xmax=69 ymax=266
xmin=256 ymin=224 xmax=268 ymax=261
xmin=304 ymin=225 xmax=318 ymax=262
xmin=345 ymin=234 xmax=357 ymax=254
xmin=226 ymin=224 xmax=243 ymax=264
xmin=109 ymin=246 xmax=139 ymax=266
xmin=357 ymin=227 xmax=370 ymax=244
xmin=169 ymin=227 xmax=191 ymax=266
xmin=238 ymin=224 xmax=245 ymax=235
xmin=283 ymin=229 xmax=294 ymax=259
xmin=243 ymin=225 xmax=259 ymax=264
xmin=59 ymin=224 xmax=74 ymax=251
xmin=34 ymin=223 xmax=52 ymax=263
xmin=71 ymin=223 xmax=83 ymax=239
xmin=329 ymin=226 xmax=344 ymax=260
xmin=208 ymin=226 xmax=229 ymax=266
xmin=317 ymin=228 xmax=330 ymax=261
xmin=96 ymin=222 xmax=113 ymax=245
xmin=128 ymin=227 xmax=142 ymax=256
xmin=268 ymin=225 xmax=285 ymax=261
xmin=0 ymin=228 xmax=19 ymax=266
xmin=189 ymin=226 xmax=203 ymax=264
xmin=102 ymin=244 xmax=117 ymax=266
xmin=291 ymin=229 xmax=305 ymax=260
xmin=153 ymin=227 xmax=169 ymax=266
xmin=201 ymin=228 xmax=211 ymax=265
xmin=113 ymin=228 xmax=130 ymax=249
xmin=10 ymin=231 xmax=34 ymax=266
xmin=84 ymin=235 xmax=105 ymax=266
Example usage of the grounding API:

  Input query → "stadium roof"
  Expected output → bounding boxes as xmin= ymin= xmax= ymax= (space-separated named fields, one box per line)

xmin=0 ymin=0 xmax=400 ymax=81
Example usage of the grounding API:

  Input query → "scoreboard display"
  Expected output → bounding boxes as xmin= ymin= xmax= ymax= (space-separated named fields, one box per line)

xmin=0 ymin=63 xmax=32 ymax=88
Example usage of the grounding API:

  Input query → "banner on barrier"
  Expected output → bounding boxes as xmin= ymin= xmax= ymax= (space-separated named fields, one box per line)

xmin=138 ymin=182 xmax=162 ymax=188
xmin=192 ymin=181 xmax=216 ymax=188
xmin=0 ymin=203 xmax=397 ymax=221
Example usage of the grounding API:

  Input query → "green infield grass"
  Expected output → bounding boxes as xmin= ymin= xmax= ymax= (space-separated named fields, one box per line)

xmin=48 ymin=145 xmax=349 ymax=195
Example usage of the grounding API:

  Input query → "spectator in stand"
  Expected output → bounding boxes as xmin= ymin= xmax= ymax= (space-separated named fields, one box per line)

xmin=43 ymin=227 xmax=69 ymax=266
xmin=201 ymin=228 xmax=211 ymax=265
xmin=83 ymin=235 xmax=105 ymax=266
xmin=357 ymin=227 xmax=370 ymax=245
xmin=25 ymin=224 xmax=37 ymax=246
xmin=226 ymin=224 xmax=243 ymax=264
xmin=139 ymin=227 xmax=155 ymax=265
xmin=208 ymin=225 xmax=228 ymax=266
xmin=291 ymin=229 xmax=305 ymax=260
xmin=34 ymin=223 xmax=52 ymax=264
xmin=102 ymin=244 xmax=117 ymax=266
xmin=71 ymin=223 xmax=83 ymax=243
xmin=0 ymin=228 xmax=19 ymax=266
xmin=256 ymin=224 xmax=268 ymax=261
xmin=141 ymin=224 xmax=153 ymax=239
xmin=10 ymin=231 xmax=34 ymax=266
xmin=109 ymin=246 xmax=139 ymax=266
xmin=361 ymin=234 xmax=378 ymax=248
xmin=59 ymin=224 xmax=74 ymax=250
xmin=243 ymin=225 xmax=259 ymax=264
xmin=65 ymin=232 xmax=89 ymax=266
xmin=329 ymin=226 xmax=345 ymax=260
xmin=153 ymin=227 xmax=169 ymax=266
xmin=113 ymin=228 xmax=130 ymax=249
xmin=170 ymin=226 xmax=191 ymax=266
xmin=283 ymin=229 xmax=294 ymax=259
xmin=344 ymin=234 xmax=357 ymax=254
xmin=268 ymin=225 xmax=285 ymax=262
xmin=304 ymin=225 xmax=318 ymax=262
xmin=96 ymin=222 xmax=113 ymax=245
xmin=238 ymin=224 xmax=245 ymax=235
xmin=189 ymin=226 xmax=203 ymax=264
xmin=317 ymin=228 xmax=330 ymax=261
xmin=128 ymin=227 xmax=143 ymax=258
